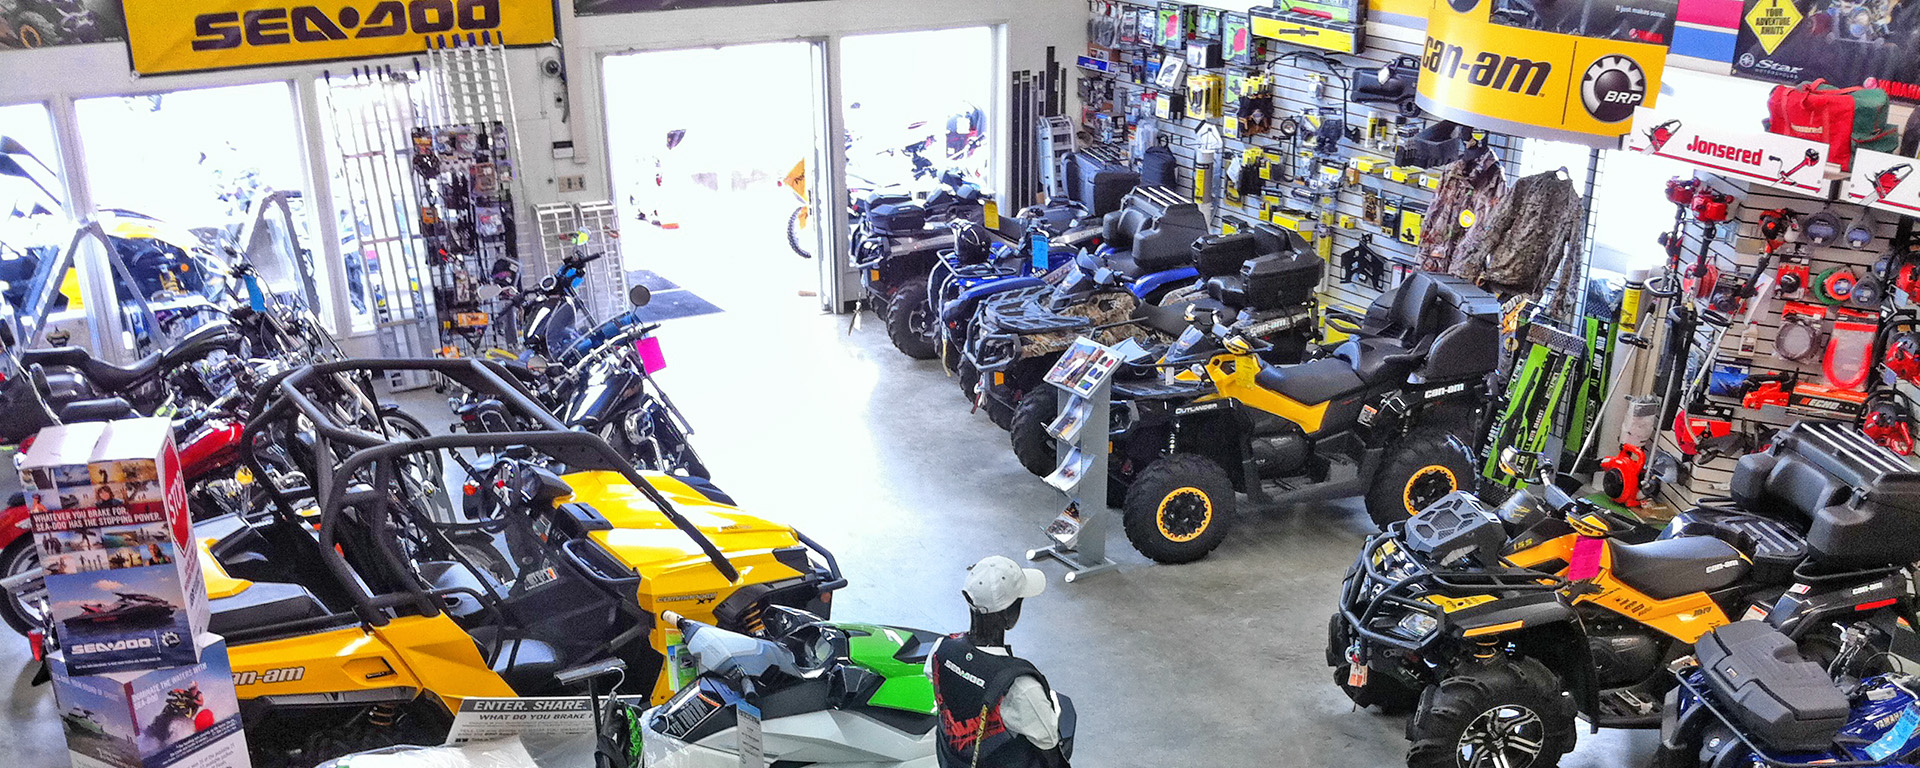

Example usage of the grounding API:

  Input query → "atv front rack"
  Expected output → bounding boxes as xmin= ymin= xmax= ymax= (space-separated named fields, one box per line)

xmin=243 ymin=358 xmax=743 ymax=627
xmin=1339 ymin=532 xmax=1567 ymax=653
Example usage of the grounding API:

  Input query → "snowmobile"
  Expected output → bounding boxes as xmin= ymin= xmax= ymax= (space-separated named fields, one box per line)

xmin=1328 ymin=422 xmax=1920 ymax=768
xmin=641 ymin=608 xmax=1076 ymax=768
xmin=96 ymin=358 xmax=847 ymax=767
xmin=1115 ymin=270 xmax=1501 ymax=563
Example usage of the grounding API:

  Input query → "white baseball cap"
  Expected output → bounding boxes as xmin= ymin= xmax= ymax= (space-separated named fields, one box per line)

xmin=963 ymin=555 xmax=1046 ymax=613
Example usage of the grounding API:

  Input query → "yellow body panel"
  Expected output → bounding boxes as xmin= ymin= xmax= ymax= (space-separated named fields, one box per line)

xmin=1204 ymin=355 xmax=1329 ymax=433
xmin=197 ymin=538 xmax=251 ymax=600
xmin=1503 ymin=533 xmax=1737 ymax=644
xmin=228 ymin=615 xmax=514 ymax=711
xmin=559 ymin=470 xmax=816 ymax=701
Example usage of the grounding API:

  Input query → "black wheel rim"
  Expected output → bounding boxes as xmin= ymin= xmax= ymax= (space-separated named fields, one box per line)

xmin=1405 ymin=466 xmax=1459 ymax=516
xmin=1457 ymin=705 xmax=1546 ymax=768
xmin=1156 ymin=488 xmax=1213 ymax=542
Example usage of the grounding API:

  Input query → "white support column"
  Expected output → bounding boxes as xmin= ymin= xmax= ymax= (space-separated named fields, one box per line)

xmin=293 ymin=75 xmax=355 ymax=339
xmin=819 ymin=35 xmax=858 ymax=313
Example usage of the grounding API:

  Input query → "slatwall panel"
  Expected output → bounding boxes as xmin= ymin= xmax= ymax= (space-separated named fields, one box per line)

xmin=1650 ymin=175 xmax=1913 ymax=505
xmin=1077 ymin=6 xmax=1560 ymax=316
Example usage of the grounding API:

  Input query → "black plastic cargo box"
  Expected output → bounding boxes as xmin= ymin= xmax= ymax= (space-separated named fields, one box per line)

xmin=1192 ymin=233 xmax=1258 ymax=278
xmin=867 ymin=203 xmax=928 ymax=237
xmin=1696 ymin=622 xmax=1848 ymax=753
xmin=1732 ymin=422 xmax=1920 ymax=570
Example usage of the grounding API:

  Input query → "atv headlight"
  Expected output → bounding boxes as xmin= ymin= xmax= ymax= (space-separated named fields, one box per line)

xmin=1395 ymin=613 xmax=1439 ymax=639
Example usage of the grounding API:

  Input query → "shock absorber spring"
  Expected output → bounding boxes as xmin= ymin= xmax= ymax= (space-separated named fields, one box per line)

xmin=367 ymin=703 xmax=401 ymax=728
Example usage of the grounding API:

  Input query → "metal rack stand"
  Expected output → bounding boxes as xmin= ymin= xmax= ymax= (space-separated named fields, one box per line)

xmin=1027 ymin=361 xmax=1119 ymax=583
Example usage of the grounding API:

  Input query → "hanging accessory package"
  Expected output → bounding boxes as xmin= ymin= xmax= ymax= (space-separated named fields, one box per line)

xmin=1776 ymin=303 xmax=1829 ymax=364
xmin=1823 ymin=308 xmax=1880 ymax=390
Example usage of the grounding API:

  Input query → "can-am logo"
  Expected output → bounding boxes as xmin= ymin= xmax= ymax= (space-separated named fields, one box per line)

xmin=1423 ymin=36 xmax=1553 ymax=97
xmin=193 ymin=0 xmax=501 ymax=50
xmin=72 ymin=638 xmax=155 ymax=654
xmin=1683 ymin=137 xmax=1765 ymax=166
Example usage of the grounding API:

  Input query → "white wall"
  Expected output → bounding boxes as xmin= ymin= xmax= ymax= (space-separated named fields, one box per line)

xmin=0 ymin=0 xmax=1086 ymax=326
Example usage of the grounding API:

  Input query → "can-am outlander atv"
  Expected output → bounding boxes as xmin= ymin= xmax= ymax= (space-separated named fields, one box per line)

xmin=1329 ymin=423 xmax=1920 ymax=768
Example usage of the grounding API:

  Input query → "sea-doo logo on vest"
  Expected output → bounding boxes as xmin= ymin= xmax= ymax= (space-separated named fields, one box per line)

xmin=192 ymin=0 xmax=501 ymax=50
xmin=1580 ymin=55 xmax=1646 ymax=122
xmin=1423 ymin=37 xmax=1553 ymax=97
xmin=943 ymin=659 xmax=986 ymax=688
xmin=73 ymin=638 xmax=155 ymax=654
xmin=1684 ymin=137 xmax=1765 ymax=166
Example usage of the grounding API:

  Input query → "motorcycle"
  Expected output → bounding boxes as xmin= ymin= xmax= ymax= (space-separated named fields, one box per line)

xmin=641 ymin=608 xmax=1076 ymax=768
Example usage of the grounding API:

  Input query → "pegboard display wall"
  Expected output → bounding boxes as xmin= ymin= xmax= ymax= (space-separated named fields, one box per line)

xmin=1077 ymin=0 xmax=1571 ymax=315
xmin=1647 ymin=174 xmax=1918 ymax=505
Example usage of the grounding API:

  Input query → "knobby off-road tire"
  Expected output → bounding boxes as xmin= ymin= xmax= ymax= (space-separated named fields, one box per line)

xmin=1122 ymin=454 xmax=1236 ymax=564
xmin=1010 ymin=388 xmax=1059 ymax=477
xmin=1406 ymin=657 xmax=1577 ymax=768
xmin=1365 ymin=428 xmax=1477 ymax=529
xmin=886 ymin=282 xmax=938 ymax=359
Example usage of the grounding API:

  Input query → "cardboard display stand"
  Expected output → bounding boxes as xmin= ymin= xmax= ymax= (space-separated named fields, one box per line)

xmin=20 ymin=419 xmax=249 ymax=768
xmin=1028 ymin=338 xmax=1123 ymax=583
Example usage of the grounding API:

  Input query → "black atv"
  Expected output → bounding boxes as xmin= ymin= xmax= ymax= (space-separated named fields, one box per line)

xmin=1116 ymin=271 xmax=1502 ymax=562
xmin=1328 ymin=423 xmax=1920 ymax=768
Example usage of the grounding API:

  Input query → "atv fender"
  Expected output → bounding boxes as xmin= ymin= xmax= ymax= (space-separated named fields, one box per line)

xmin=1447 ymin=593 xmax=1572 ymax=637
xmin=941 ymin=276 xmax=1048 ymax=325
xmin=1128 ymin=267 xmax=1199 ymax=302
xmin=1766 ymin=570 xmax=1913 ymax=640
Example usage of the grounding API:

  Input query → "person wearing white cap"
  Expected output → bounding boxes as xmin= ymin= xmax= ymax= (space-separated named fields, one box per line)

xmin=925 ymin=555 xmax=1069 ymax=768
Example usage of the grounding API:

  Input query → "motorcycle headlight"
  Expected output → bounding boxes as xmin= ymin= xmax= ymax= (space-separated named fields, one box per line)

xmin=1395 ymin=613 xmax=1439 ymax=639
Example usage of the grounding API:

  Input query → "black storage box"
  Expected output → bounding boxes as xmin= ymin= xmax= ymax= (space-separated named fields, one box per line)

xmin=1402 ymin=491 xmax=1505 ymax=567
xmin=1696 ymin=622 xmax=1848 ymax=752
xmin=1062 ymin=152 xmax=1139 ymax=218
xmin=858 ymin=191 xmax=912 ymax=215
xmin=1733 ymin=422 xmax=1920 ymax=569
xmin=1238 ymin=251 xmax=1323 ymax=310
xmin=1665 ymin=511 xmax=1808 ymax=584
xmin=1192 ymin=233 xmax=1257 ymax=278
xmin=867 ymin=203 xmax=928 ymax=236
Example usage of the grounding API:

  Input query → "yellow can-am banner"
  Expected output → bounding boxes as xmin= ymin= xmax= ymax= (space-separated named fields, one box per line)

xmin=1414 ymin=0 xmax=1668 ymax=146
xmin=123 ymin=0 xmax=556 ymax=75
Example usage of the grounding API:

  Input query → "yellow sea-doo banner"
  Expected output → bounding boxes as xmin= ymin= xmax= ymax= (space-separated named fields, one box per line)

xmin=123 ymin=0 xmax=556 ymax=75
xmin=1414 ymin=0 xmax=1668 ymax=146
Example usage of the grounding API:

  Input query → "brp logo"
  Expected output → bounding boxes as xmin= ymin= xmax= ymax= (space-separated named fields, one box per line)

xmin=1581 ymin=55 xmax=1647 ymax=123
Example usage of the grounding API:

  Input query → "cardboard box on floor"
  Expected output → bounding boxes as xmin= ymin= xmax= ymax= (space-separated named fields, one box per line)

xmin=48 ymin=634 xmax=250 ymax=768
xmin=21 ymin=419 xmax=211 ymax=674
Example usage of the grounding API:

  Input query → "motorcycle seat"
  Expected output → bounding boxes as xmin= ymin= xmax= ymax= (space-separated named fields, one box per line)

xmin=1254 ymin=357 xmax=1365 ymax=405
xmin=59 ymin=398 xmax=139 ymax=423
xmin=1135 ymin=300 xmax=1203 ymax=337
xmin=21 ymin=347 xmax=161 ymax=392
xmin=1610 ymin=536 xmax=1750 ymax=601
xmin=208 ymin=581 xmax=328 ymax=636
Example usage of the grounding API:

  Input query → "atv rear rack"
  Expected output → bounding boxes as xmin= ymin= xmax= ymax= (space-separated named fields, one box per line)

xmin=1339 ymin=533 xmax=1567 ymax=653
xmin=1670 ymin=672 xmax=1892 ymax=768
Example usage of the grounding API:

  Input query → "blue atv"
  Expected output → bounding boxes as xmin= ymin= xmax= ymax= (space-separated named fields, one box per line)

xmin=1657 ymin=620 xmax=1920 ymax=767
xmin=916 ymin=200 xmax=1107 ymax=363
xmin=955 ymin=186 xmax=1210 ymax=428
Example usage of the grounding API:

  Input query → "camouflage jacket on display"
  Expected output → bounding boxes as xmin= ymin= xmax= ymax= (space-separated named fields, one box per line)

xmin=1418 ymin=147 xmax=1508 ymax=273
xmin=1445 ymin=170 xmax=1585 ymax=315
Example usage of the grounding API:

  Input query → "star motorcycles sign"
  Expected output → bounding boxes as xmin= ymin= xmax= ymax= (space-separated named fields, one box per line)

xmin=122 ymin=0 xmax=556 ymax=75
xmin=1414 ymin=0 xmax=1669 ymax=147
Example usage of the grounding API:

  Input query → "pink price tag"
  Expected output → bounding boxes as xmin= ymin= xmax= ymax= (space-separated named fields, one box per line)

xmin=636 ymin=336 xmax=667 ymax=374
xmin=1567 ymin=536 xmax=1605 ymax=581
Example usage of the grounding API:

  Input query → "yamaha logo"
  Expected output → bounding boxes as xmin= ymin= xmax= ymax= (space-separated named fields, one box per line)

xmin=1581 ymin=55 xmax=1647 ymax=122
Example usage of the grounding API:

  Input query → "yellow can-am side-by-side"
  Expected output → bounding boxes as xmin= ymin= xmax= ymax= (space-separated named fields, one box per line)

xmin=105 ymin=358 xmax=847 ymax=768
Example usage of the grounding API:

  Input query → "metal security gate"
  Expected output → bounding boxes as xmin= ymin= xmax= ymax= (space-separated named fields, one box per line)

xmin=321 ymin=65 xmax=439 ymax=391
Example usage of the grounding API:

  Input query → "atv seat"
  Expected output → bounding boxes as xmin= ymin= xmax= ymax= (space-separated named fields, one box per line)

xmin=59 ymin=398 xmax=140 ymax=423
xmin=1255 ymin=357 xmax=1365 ymax=405
xmin=1099 ymin=187 xmax=1208 ymax=276
xmin=209 ymin=581 xmax=329 ymax=636
xmin=1334 ymin=272 xmax=1501 ymax=385
xmin=1610 ymin=536 xmax=1750 ymax=601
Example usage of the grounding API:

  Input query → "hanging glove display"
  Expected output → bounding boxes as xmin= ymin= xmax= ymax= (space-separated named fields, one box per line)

xmin=1823 ymin=309 xmax=1879 ymax=390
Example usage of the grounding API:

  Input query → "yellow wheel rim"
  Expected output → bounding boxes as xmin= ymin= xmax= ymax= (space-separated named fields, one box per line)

xmin=1156 ymin=487 xmax=1214 ymax=543
xmin=20 ymin=25 xmax=42 ymax=47
xmin=1404 ymin=466 xmax=1459 ymax=516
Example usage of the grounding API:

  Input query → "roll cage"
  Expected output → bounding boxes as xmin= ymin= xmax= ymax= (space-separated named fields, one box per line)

xmin=242 ymin=358 xmax=740 ymax=630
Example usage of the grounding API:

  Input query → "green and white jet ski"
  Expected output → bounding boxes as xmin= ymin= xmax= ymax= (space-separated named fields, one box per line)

xmin=641 ymin=608 xmax=1075 ymax=768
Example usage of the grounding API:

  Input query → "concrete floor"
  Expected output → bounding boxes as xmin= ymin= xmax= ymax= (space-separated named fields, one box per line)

xmin=0 ymin=228 xmax=1657 ymax=767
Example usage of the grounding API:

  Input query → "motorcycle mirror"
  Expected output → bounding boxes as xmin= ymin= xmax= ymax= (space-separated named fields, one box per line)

xmin=1497 ymin=446 xmax=1545 ymax=480
xmin=629 ymin=284 xmax=652 ymax=308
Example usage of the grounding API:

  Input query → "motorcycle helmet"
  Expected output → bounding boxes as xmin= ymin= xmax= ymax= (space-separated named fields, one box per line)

xmin=952 ymin=221 xmax=992 ymax=266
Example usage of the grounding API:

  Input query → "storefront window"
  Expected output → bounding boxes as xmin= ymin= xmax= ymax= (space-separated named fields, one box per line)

xmin=0 ymin=102 xmax=69 ymax=325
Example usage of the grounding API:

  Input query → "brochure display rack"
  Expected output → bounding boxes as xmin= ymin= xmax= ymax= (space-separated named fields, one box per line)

xmin=1028 ymin=337 xmax=1125 ymax=582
